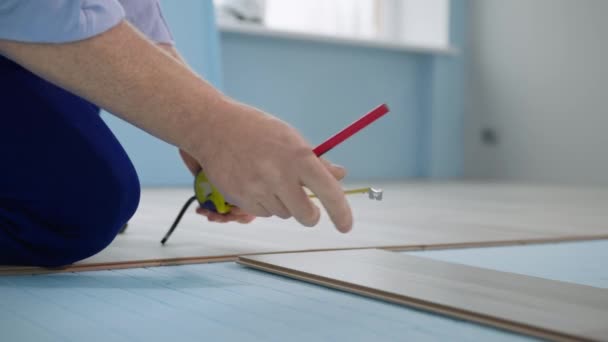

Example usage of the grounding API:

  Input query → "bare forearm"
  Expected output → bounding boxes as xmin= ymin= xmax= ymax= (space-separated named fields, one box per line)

xmin=157 ymin=43 xmax=183 ymax=62
xmin=0 ymin=21 xmax=227 ymax=156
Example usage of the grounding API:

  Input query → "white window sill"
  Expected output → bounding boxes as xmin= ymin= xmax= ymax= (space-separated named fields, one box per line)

xmin=218 ymin=22 xmax=458 ymax=56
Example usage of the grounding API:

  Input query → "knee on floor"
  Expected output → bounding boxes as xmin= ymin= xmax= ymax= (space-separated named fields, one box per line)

xmin=34 ymin=169 xmax=141 ymax=267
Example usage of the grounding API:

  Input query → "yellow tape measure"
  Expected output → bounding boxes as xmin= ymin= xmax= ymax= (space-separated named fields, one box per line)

xmin=194 ymin=170 xmax=232 ymax=214
xmin=194 ymin=170 xmax=384 ymax=215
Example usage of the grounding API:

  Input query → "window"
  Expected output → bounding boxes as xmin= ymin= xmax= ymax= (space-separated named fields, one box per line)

xmin=265 ymin=0 xmax=378 ymax=39
xmin=215 ymin=0 xmax=450 ymax=48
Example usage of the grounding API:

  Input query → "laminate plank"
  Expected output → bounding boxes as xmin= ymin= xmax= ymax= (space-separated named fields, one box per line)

xmin=408 ymin=240 xmax=608 ymax=288
xmin=2 ymin=182 xmax=607 ymax=275
xmin=239 ymin=249 xmax=608 ymax=341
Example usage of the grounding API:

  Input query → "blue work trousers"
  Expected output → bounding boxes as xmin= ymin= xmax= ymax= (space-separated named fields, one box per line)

xmin=0 ymin=55 xmax=140 ymax=267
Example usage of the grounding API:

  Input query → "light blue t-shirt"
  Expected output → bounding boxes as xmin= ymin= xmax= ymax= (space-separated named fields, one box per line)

xmin=0 ymin=0 xmax=173 ymax=44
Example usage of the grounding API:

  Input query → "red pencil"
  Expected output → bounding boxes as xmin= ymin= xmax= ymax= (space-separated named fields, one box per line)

xmin=313 ymin=104 xmax=390 ymax=157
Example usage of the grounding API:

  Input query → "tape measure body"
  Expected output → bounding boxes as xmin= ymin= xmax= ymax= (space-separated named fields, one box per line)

xmin=194 ymin=171 xmax=232 ymax=214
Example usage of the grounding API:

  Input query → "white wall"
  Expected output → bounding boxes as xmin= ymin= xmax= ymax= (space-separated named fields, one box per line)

xmin=465 ymin=0 xmax=608 ymax=185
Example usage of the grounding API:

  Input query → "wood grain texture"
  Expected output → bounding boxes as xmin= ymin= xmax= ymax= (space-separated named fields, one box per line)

xmin=238 ymin=249 xmax=608 ymax=342
xmin=2 ymin=182 xmax=608 ymax=275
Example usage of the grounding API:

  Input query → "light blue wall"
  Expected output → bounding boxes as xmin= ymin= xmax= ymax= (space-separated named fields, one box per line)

xmin=220 ymin=0 xmax=468 ymax=181
xmin=103 ymin=0 xmax=467 ymax=185
xmin=221 ymin=36 xmax=426 ymax=179
xmin=425 ymin=0 xmax=468 ymax=178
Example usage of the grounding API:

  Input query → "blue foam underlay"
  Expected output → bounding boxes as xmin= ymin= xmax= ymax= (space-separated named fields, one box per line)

xmin=3 ymin=240 xmax=607 ymax=341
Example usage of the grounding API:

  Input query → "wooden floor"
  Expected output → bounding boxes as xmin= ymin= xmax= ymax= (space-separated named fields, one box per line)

xmin=2 ymin=181 xmax=608 ymax=274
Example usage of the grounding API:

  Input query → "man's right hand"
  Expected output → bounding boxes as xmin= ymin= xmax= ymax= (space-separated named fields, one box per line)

xmin=186 ymin=100 xmax=353 ymax=233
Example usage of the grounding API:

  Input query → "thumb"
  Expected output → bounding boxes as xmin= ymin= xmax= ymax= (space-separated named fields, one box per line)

xmin=179 ymin=149 xmax=201 ymax=176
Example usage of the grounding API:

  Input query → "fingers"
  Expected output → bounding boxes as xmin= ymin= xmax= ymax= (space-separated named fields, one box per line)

xmin=277 ymin=183 xmax=320 ymax=227
xmin=237 ymin=202 xmax=272 ymax=218
xmin=260 ymin=195 xmax=291 ymax=219
xmin=178 ymin=149 xmax=201 ymax=176
xmin=196 ymin=207 xmax=256 ymax=224
xmin=300 ymin=157 xmax=353 ymax=233
xmin=195 ymin=156 xmax=350 ymax=231
xmin=229 ymin=206 xmax=252 ymax=216
xmin=320 ymin=158 xmax=347 ymax=180
xmin=196 ymin=208 xmax=229 ymax=222
xmin=236 ymin=214 xmax=256 ymax=224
